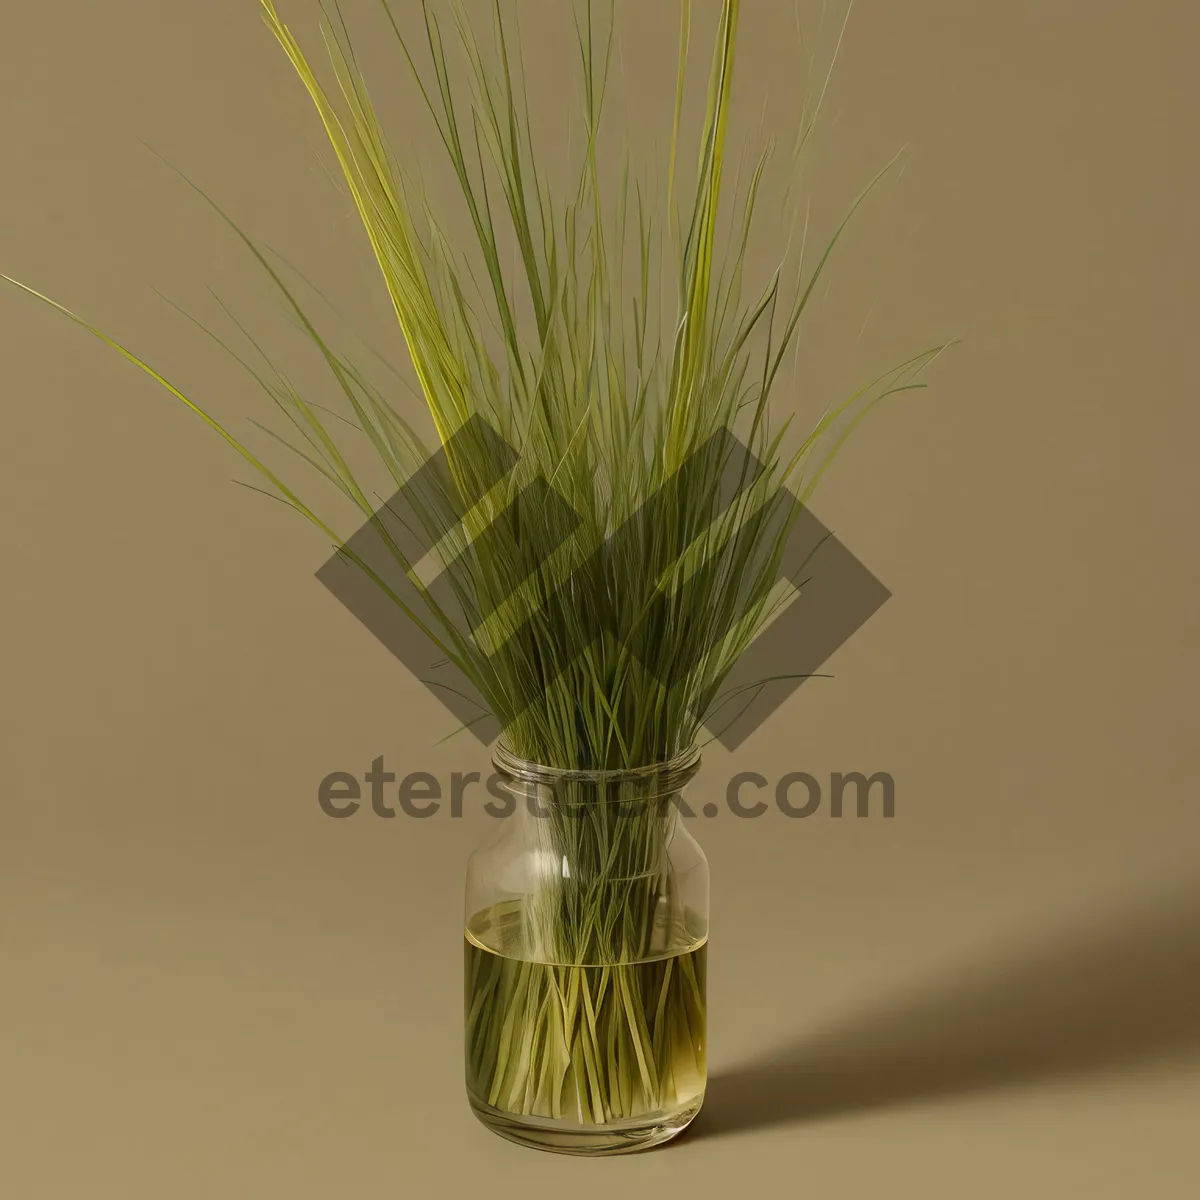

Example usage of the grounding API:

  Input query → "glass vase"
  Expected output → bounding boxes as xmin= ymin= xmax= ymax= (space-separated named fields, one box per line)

xmin=464 ymin=744 xmax=709 ymax=1155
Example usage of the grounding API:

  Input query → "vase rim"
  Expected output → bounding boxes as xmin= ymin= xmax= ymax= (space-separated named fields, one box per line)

xmin=491 ymin=742 xmax=701 ymax=791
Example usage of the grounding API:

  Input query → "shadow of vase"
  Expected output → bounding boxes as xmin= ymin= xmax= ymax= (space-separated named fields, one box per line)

xmin=693 ymin=881 xmax=1200 ymax=1138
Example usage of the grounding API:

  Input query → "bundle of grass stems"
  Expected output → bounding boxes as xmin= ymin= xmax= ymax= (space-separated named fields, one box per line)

xmin=3 ymin=0 xmax=944 ymax=1137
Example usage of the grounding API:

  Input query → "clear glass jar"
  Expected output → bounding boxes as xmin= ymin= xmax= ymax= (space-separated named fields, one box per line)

xmin=464 ymin=744 xmax=709 ymax=1155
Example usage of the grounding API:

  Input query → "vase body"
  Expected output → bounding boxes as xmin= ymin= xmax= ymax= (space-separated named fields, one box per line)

xmin=464 ymin=745 xmax=709 ymax=1155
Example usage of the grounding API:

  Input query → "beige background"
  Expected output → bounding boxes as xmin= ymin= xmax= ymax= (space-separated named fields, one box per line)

xmin=2 ymin=1 xmax=1198 ymax=1196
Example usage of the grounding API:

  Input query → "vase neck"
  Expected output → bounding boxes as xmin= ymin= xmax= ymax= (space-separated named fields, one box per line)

xmin=491 ymin=743 xmax=701 ymax=810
